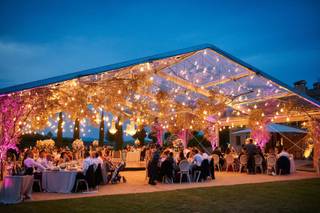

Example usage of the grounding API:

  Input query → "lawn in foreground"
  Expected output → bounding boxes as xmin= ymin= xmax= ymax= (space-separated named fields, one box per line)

xmin=1 ymin=178 xmax=320 ymax=213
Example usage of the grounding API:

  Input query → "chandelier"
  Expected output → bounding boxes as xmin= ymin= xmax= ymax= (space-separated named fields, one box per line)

xmin=109 ymin=119 xmax=117 ymax=135
xmin=125 ymin=120 xmax=137 ymax=136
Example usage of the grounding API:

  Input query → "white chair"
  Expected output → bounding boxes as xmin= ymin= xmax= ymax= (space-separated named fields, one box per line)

xmin=239 ymin=155 xmax=248 ymax=173
xmin=212 ymin=154 xmax=221 ymax=171
xmin=254 ymin=155 xmax=263 ymax=173
xmin=225 ymin=154 xmax=235 ymax=172
xmin=266 ymin=155 xmax=276 ymax=175
xmin=193 ymin=170 xmax=201 ymax=182
xmin=179 ymin=160 xmax=191 ymax=184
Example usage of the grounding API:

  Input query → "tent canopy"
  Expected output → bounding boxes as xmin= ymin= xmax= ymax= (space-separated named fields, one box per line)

xmin=1 ymin=43 xmax=320 ymax=128
xmin=232 ymin=123 xmax=307 ymax=134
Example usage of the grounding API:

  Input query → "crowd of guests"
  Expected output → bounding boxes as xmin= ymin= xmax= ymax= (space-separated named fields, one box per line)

xmin=3 ymin=145 xmax=126 ymax=192
xmin=3 ymin=138 xmax=294 ymax=190
xmin=211 ymin=138 xmax=292 ymax=175
xmin=146 ymin=144 xmax=215 ymax=185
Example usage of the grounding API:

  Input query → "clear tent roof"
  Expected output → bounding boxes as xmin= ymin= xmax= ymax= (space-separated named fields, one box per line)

xmin=1 ymin=44 xmax=320 ymax=127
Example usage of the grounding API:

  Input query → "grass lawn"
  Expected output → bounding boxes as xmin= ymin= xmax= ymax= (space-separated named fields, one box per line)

xmin=1 ymin=178 xmax=320 ymax=213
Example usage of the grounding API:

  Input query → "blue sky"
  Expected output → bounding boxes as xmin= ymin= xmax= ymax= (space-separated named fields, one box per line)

xmin=1 ymin=0 xmax=320 ymax=89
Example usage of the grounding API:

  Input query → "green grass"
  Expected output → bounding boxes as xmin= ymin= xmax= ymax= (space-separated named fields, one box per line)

xmin=1 ymin=178 xmax=320 ymax=213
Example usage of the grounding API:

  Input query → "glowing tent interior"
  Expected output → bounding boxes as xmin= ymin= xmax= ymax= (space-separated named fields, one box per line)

xmin=0 ymin=43 xmax=320 ymax=165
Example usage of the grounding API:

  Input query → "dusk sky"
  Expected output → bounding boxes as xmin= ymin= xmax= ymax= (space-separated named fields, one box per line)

xmin=1 ymin=0 xmax=320 ymax=90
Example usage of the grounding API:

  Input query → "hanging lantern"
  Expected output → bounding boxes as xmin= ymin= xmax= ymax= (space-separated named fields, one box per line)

xmin=109 ymin=119 xmax=117 ymax=135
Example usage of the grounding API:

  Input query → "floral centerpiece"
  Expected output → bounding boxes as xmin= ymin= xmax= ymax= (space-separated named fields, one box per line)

xmin=172 ymin=139 xmax=184 ymax=152
xmin=72 ymin=139 xmax=84 ymax=151
xmin=36 ymin=139 xmax=55 ymax=150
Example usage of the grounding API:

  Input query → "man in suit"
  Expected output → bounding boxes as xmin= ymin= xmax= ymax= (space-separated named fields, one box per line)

xmin=245 ymin=138 xmax=257 ymax=174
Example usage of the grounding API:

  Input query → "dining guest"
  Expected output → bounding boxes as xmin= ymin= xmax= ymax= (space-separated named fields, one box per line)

xmin=148 ymin=147 xmax=160 ymax=185
xmin=177 ymin=151 xmax=186 ymax=164
xmin=23 ymin=151 xmax=46 ymax=174
xmin=245 ymin=138 xmax=257 ymax=174
xmin=37 ymin=150 xmax=49 ymax=169
xmin=58 ymin=152 xmax=70 ymax=165
xmin=278 ymin=147 xmax=290 ymax=158
xmin=93 ymin=151 xmax=104 ymax=168
xmin=46 ymin=154 xmax=54 ymax=168
xmin=192 ymin=149 xmax=203 ymax=169
xmin=82 ymin=151 xmax=93 ymax=174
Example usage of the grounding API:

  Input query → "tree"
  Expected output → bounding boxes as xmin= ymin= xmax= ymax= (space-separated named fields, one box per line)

xmin=99 ymin=111 xmax=105 ymax=146
xmin=73 ymin=118 xmax=80 ymax=140
xmin=56 ymin=112 xmax=63 ymax=147
xmin=114 ymin=120 xmax=124 ymax=151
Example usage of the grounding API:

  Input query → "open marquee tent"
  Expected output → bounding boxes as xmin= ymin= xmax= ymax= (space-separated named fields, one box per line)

xmin=1 ymin=43 xmax=319 ymax=123
xmin=232 ymin=123 xmax=307 ymax=134
xmin=1 ymin=43 xmax=320 ymax=162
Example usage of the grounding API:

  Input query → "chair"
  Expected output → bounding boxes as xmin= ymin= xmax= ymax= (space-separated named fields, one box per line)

xmin=33 ymin=179 xmax=42 ymax=192
xmin=75 ymin=178 xmax=89 ymax=193
xmin=95 ymin=164 xmax=103 ymax=186
xmin=277 ymin=156 xmax=290 ymax=175
xmin=200 ymin=159 xmax=210 ymax=181
xmin=160 ymin=160 xmax=174 ymax=184
xmin=212 ymin=154 xmax=221 ymax=171
xmin=266 ymin=155 xmax=276 ymax=175
xmin=193 ymin=170 xmax=201 ymax=182
xmin=239 ymin=155 xmax=248 ymax=173
xmin=225 ymin=154 xmax=235 ymax=172
xmin=100 ymin=162 xmax=109 ymax=184
xmin=179 ymin=160 xmax=191 ymax=184
xmin=254 ymin=155 xmax=263 ymax=173
xmin=85 ymin=165 xmax=96 ymax=188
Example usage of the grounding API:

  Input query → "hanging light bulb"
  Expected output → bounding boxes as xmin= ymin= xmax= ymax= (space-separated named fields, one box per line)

xmin=109 ymin=119 xmax=117 ymax=135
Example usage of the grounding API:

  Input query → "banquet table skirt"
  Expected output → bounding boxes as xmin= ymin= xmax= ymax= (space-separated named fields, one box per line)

xmin=289 ymin=156 xmax=296 ymax=173
xmin=126 ymin=151 xmax=141 ymax=162
xmin=42 ymin=171 xmax=78 ymax=193
xmin=0 ymin=175 xmax=33 ymax=204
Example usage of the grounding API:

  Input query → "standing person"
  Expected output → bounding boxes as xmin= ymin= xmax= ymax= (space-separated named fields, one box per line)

xmin=245 ymin=138 xmax=257 ymax=174
xmin=148 ymin=147 xmax=160 ymax=185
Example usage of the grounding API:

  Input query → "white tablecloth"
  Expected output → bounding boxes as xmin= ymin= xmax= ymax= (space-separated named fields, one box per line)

xmin=126 ymin=151 xmax=140 ymax=162
xmin=289 ymin=156 xmax=296 ymax=173
xmin=0 ymin=175 xmax=33 ymax=204
xmin=42 ymin=170 xmax=77 ymax=193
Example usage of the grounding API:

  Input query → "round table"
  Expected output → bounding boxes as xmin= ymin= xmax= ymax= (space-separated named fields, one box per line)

xmin=0 ymin=175 xmax=33 ymax=204
xmin=42 ymin=170 xmax=78 ymax=193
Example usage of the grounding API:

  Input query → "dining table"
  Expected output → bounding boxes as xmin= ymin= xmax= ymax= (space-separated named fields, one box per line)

xmin=42 ymin=169 xmax=79 ymax=193
xmin=0 ymin=175 xmax=33 ymax=204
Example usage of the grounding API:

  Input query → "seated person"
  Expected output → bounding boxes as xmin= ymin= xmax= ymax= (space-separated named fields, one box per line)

xmin=46 ymin=154 xmax=54 ymax=168
xmin=192 ymin=149 xmax=203 ymax=170
xmin=37 ymin=150 xmax=49 ymax=169
xmin=82 ymin=151 xmax=93 ymax=175
xmin=93 ymin=151 xmax=104 ymax=168
xmin=24 ymin=151 xmax=46 ymax=173
xmin=58 ymin=152 xmax=70 ymax=165
xmin=278 ymin=147 xmax=290 ymax=158
xmin=177 ymin=151 xmax=186 ymax=165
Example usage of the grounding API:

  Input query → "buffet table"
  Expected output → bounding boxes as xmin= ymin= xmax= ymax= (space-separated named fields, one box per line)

xmin=42 ymin=170 xmax=78 ymax=193
xmin=0 ymin=175 xmax=33 ymax=204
